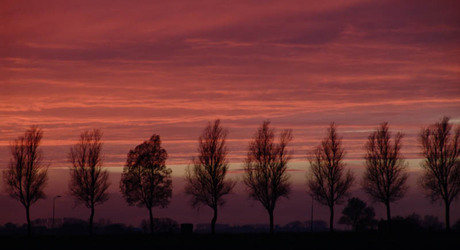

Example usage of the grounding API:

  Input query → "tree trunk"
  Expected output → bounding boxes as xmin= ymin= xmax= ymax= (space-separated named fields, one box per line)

xmin=89 ymin=205 xmax=94 ymax=235
xmin=329 ymin=204 xmax=334 ymax=232
xmin=25 ymin=205 xmax=31 ymax=236
xmin=149 ymin=207 xmax=154 ymax=234
xmin=211 ymin=206 xmax=218 ymax=234
xmin=269 ymin=210 xmax=274 ymax=234
xmin=386 ymin=201 xmax=391 ymax=232
xmin=445 ymin=200 xmax=450 ymax=231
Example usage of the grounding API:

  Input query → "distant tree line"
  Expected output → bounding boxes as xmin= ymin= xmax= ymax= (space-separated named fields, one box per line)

xmin=2 ymin=117 xmax=460 ymax=235
xmin=0 ymin=217 xmax=179 ymax=235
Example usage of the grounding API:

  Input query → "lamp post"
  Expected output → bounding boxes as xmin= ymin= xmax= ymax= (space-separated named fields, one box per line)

xmin=310 ymin=194 xmax=314 ymax=232
xmin=52 ymin=195 xmax=62 ymax=229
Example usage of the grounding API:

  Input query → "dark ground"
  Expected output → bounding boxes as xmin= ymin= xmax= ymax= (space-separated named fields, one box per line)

xmin=1 ymin=232 xmax=459 ymax=250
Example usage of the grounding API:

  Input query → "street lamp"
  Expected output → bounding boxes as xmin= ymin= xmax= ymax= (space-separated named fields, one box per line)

xmin=310 ymin=194 xmax=314 ymax=232
xmin=52 ymin=195 xmax=62 ymax=229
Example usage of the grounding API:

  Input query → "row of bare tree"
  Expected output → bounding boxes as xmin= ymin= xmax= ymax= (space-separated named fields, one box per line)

xmin=2 ymin=117 xmax=459 ymax=235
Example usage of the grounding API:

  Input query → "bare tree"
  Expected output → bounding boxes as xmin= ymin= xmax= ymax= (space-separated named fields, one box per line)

xmin=2 ymin=126 xmax=48 ymax=236
xmin=420 ymin=116 xmax=460 ymax=231
xmin=120 ymin=134 xmax=172 ymax=234
xmin=362 ymin=123 xmax=408 ymax=231
xmin=185 ymin=119 xmax=236 ymax=234
xmin=244 ymin=120 xmax=292 ymax=234
xmin=307 ymin=123 xmax=354 ymax=232
xmin=68 ymin=129 xmax=110 ymax=235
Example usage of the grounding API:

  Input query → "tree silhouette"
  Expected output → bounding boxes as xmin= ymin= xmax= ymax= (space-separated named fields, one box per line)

xmin=307 ymin=123 xmax=354 ymax=232
xmin=185 ymin=119 xmax=236 ymax=234
xmin=420 ymin=116 xmax=460 ymax=231
xmin=68 ymin=129 xmax=110 ymax=235
xmin=362 ymin=123 xmax=408 ymax=231
xmin=338 ymin=197 xmax=376 ymax=232
xmin=244 ymin=121 xmax=292 ymax=234
xmin=120 ymin=134 xmax=172 ymax=234
xmin=2 ymin=126 xmax=48 ymax=236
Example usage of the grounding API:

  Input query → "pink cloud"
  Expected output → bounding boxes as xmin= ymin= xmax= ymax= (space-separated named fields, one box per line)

xmin=0 ymin=0 xmax=459 ymax=193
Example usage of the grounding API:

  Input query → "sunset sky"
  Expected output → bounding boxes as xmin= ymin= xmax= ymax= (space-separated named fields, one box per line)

xmin=1 ymin=0 xmax=460 ymax=229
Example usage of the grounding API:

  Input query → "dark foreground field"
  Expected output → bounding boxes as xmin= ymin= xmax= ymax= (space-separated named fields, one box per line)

xmin=1 ymin=232 xmax=459 ymax=250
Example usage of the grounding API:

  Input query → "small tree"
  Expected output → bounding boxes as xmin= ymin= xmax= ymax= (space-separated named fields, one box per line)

xmin=420 ymin=116 xmax=460 ymax=231
xmin=244 ymin=120 xmax=292 ymax=234
xmin=120 ymin=134 xmax=172 ymax=234
xmin=2 ymin=126 xmax=48 ymax=236
xmin=338 ymin=197 xmax=376 ymax=232
xmin=362 ymin=123 xmax=408 ymax=231
xmin=307 ymin=123 xmax=354 ymax=232
xmin=422 ymin=215 xmax=444 ymax=231
xmin=68 ymin=129 xmax=110 ymax=235
xmin=185 ymin=119 xmax=236 ymax=234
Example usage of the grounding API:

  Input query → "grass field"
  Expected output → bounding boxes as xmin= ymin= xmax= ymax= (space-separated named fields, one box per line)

xmin=1 ymin=232 xmax=459 ymax=250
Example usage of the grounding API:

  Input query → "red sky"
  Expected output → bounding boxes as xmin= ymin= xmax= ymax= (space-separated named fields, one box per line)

xmin=1 ymin=0 xmax=460 ymax=229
